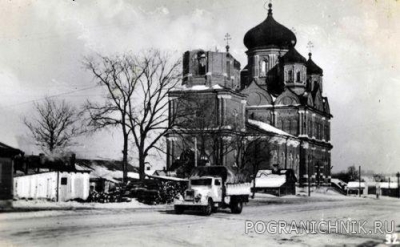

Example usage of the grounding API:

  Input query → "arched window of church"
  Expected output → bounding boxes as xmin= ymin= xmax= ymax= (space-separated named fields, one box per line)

xmin=318 ymin=123 xmax=322 ymax=139
xmin=296 ymin=71 xmax=301 ymax=82
xmin=198 ymin=52 xmax=207 ymax=75
xmin=272 ymin=150 xmax=278 ymax=163
xmin=260 ymin=60 xmax=266 ymax=76
xmin=325 ymin=125 xmax=329 ymax=141
xmin=292 ymin=120 xmax=298 ymax=135
xmin=287 ymin=70 xmax=293 ymax=82
xmin=226 ymin=60 xmax=231 ymax=78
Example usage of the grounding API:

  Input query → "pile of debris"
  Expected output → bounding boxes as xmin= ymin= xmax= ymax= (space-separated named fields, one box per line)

xmin=86 ymin=179 xmax=187 ymax=205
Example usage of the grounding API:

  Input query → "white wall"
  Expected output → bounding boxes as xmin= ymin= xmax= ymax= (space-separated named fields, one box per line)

xmin=14 ymin=172 xmax=89 ymax=201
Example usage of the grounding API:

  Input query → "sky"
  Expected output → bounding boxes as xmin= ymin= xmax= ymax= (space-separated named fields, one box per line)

xmin=0 ymin=0 xmax=399 ymax=173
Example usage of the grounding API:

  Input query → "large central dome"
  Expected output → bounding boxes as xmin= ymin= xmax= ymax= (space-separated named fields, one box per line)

xmin=243 ymin=4 xmax=297 ymax=50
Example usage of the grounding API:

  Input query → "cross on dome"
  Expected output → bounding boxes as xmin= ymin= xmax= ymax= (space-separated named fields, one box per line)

xmin=307 ymin=41 xmax=314 ymax=58
xmin=224 ymin=33 xmax=231 ymax=52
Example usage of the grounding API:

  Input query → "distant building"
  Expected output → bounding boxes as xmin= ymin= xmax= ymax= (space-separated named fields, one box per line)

xmin=166 ymin=4 xmax=332 ymax=187
xmin=0 ymin=142 xmax=24 ymax=208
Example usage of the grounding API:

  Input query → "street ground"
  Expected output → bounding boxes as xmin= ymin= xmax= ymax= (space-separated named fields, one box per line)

xmin=0 ymin=193 xmax=399 ymax=247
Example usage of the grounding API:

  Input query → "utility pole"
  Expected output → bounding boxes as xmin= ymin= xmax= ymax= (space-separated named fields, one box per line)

xmin=194 ymin=137 xmax=197 ymax=167
xmin=252 ymin=141 xmax=259 ymax=199
xmin=308 ymin=159 xmax=311 ymax=197
xmin=359 ymin=166 xmax=361 ymax=197
xmin=396 ymin=172 xmax=400 ymax=199
xmin=315 ymin=163 xmax=321 ymax=188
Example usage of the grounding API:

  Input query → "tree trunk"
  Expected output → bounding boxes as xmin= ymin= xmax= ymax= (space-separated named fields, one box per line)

xmin=121 ymin=114 xmax=129 ymax=184
xmin=122 ymin=133 xmax=128 ymax=184
xmin=139 ymin=153 xmax=146 ymax=182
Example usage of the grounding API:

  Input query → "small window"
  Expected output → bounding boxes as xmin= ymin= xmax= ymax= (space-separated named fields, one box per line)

xmin=296 ymin=71 xmax=301 ymax=82
xmin=215 ymin=179 xmax=221 ymax=186
xmin=226 ymin=61 xmax=231 ymax=78
xmin=61 ymin=177 xmax=68 ymax=185
xmin=260 ymin=59 xmax=268 ymax=76
xmin=288 ymin=70 xmax=293 ymax=81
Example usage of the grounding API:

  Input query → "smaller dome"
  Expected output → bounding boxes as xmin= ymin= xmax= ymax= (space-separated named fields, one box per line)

xmin=243 ymin=4 xmax=297 ymax=50
xmin=306 ymin=53 xmax=323 ymax=75
xmin=281 ymin=48 xmax=307 ymax=64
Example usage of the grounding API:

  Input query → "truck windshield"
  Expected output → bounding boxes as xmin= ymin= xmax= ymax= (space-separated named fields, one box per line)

xmin=191 ymin=179 xmax=212 ymax=186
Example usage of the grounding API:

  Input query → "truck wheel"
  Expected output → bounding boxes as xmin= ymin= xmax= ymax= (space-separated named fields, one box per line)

xmin=203 ymin=199 xmax=213 ymax=216
xmin=230 ymin=200 xmax=243 ymax=214
xmin=174 ymin=206 xmax=184 ymax=214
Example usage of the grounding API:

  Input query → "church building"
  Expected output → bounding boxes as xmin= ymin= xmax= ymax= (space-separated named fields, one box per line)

xmin=166 ymin=4 xmax=332 ymax=187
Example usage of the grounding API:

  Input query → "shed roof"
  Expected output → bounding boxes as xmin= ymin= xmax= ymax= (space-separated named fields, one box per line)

xmin=0 ymin=142 xmax=23 ymax=158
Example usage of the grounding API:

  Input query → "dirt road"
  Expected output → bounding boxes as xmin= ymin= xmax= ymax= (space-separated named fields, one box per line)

xmin=1 ymin=196 xmax=399 ymax=247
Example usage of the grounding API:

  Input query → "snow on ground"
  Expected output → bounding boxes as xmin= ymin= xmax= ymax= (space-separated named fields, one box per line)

xmin=12 ymin=199 xmax=170 ymax=210
xmin=0 ymin=199 xmax=172 ymax=220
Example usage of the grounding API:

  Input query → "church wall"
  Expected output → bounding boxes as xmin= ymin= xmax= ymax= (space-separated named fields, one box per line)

xmin=247 ymin=108 xmax=273 ymax=125
xmin=173 ymin=92 xmax=219 ymax=129
xmin=303 ymin=109 xmax=331 ymax=143
xmin=275 ymin=108 xmax=299 ymax=136
xmin=286 ymin=145 xmax=300 ymax=177
xmin=223 ymin=95 xmax=246 ymax=130
xmin=325 ymin=120 xmax=331 ymax=142
xmin=298 ymin=143 xmax=331 ymax=186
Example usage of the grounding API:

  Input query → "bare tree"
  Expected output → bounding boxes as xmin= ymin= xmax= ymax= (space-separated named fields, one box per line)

xmin=127 ymin=50 xmax=181 ymax=182
xmin=24 ymin=98 xmax=82 ymax=154
xmin=84 ymin=54 xmax=141 ymax=183
xmin=235 ymin=136 xmax=271 ymax=180
xmin=171 ymin=93 xmax=237 ymax=167
xmin=84 ymin=50 xmax=181 ymax=182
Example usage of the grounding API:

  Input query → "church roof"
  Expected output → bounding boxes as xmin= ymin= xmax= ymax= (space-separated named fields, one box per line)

xmin=280 ymin=47 xmax=307 ymax=64
xmin=243 ymin=4 xmax=296 ymax=50
xmin=306 ymin=53 xmax=323 ymax=75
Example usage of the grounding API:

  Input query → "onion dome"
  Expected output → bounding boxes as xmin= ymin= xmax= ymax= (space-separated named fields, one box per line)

xmin=243 ymin=4 xmax=297 ymax=50
xmin=306 ymin=53 xmax=323 ymax=75
xmin=281 ymin=47 xmax=307 ymax=64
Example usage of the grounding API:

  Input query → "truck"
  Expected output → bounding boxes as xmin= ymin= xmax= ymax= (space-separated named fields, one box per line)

xmin=174 ymin=166 xmax=251 ymax=215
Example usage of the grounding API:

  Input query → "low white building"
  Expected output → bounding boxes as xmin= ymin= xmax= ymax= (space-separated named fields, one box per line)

xmin=14 ymin=171 xmax=90 ymax=201
xmin=252 ymin=169 xmax=297 ymax=196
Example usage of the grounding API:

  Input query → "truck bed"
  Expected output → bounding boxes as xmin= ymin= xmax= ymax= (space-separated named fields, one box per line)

xmin=226 ymin=183 xmax=251 ymax=196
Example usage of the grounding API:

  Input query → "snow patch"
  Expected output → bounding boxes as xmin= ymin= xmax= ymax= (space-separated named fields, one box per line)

xmin=248 ymin=119 xmax=294 ymax=137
